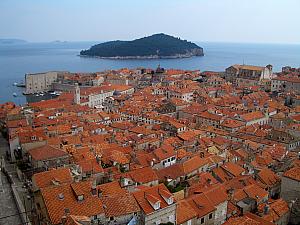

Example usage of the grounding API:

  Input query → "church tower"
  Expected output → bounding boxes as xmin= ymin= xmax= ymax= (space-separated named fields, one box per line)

xmin=74 ymin=83 xmax=80 ymax=104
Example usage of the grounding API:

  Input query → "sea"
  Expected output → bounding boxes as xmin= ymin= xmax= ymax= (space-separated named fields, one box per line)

xmin=0 ymin=41 xmax=300 ymax=104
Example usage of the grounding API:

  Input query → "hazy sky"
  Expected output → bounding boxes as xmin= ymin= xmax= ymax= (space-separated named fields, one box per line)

xmin=1 ymin=0 xmax=299 ymax=44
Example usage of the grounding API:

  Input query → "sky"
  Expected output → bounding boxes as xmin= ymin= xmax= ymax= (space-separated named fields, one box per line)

xmin=0 ymin=0 xmax=300 ymax=44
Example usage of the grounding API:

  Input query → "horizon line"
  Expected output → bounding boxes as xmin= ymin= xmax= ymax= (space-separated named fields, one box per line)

xmin=1 ymin=37 xmax=300 ymax=46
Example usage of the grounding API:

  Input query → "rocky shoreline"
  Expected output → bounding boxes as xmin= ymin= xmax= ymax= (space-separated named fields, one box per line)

xmin=79 ymin=52 xmax=204 ymax=60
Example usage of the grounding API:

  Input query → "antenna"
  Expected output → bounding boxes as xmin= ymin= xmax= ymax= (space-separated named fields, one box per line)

xmin=242 ymin=59 xmax=245 ymax=65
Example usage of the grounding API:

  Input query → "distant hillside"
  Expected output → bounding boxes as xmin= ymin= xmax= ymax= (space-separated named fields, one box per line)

xmin=80 ymin=33 xmax=204 ymax=59
xmin=0 ymin=39 xmax=27 ymax=45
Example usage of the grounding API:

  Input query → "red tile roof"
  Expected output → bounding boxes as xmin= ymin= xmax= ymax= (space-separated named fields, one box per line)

xmin=258 ymin=198 xmax=289 ymax=223
xmin=28 ymin=145 xmax=68 ymax=161
xmin=176 ymin=199 xmax=198 ymax=224
xmin=224 ymin=212 xmax=275 ymax=225
xmin=221 ymin=162 xmax=245 ymax=177
xmin=41 ymin=181 xmax=104 ymax=225
xmin=186 ymin=193 xmax=216 ymax=218
xmin=240 ymin=111 xmax=265 ymax=122
xmin=257 ymin=168 xmax=280 ymax=187
xmin=33 ymin=168 xmax=72 ymax=189
xmin=182 ymin=156 xmax=208 ymax=175
xmin=153 ymin=144 xmax=176 ymax=161
xmin=124 ymin=167 xmax=158 ymax=184
xmin=283 ymin=166 xmax=300 ymax=182
xmin=101 ymin=194 xmax=140 ymax=217
xmin=133 ymin=183 xmax=175 ymax=215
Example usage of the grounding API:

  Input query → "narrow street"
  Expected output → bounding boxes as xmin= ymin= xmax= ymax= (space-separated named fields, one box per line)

xmin=0 ymin=134 xmax=22 ymax=225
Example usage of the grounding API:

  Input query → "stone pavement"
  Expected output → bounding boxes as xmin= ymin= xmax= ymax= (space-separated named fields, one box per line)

xmin=0 ymin=134 xmax=28 ymax=225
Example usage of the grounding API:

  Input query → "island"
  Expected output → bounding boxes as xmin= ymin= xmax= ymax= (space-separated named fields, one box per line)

xmin=0 ymin=38 xmax=27 ymax=45
xmin=80 ymin=33 xmax=204 ymax=59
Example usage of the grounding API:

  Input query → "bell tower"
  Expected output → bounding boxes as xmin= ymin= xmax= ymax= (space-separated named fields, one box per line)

xmin=74 ymin=83 xmax=80 ymax=104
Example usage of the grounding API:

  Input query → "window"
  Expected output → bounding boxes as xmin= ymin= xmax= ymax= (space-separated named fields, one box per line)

xmin=209 ymin=213 xmax=213 ymax=219
xmin=167 ymin=197 xmax=174 ymax=205
xmin=153 ymin=202 xmax=160 ymax=210
xmin=201 ymin=217 xmax=205 ymax=224
xmin=77 ymin=195 xmax=84 ymax=201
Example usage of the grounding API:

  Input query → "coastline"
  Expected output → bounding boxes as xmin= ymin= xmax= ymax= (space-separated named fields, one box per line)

xmin=78 ymin=53 xmax=204 ymax=60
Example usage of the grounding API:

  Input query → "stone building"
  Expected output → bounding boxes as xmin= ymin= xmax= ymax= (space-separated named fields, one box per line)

xmin=132 ymin=183 xmax=176 ymax=225
xmin=225 ymin=64 xmax=273 ymax=86
xmin=25 ymin=71 xmax=60 ymax=94
xmin=281 ymin=167 xmax=300 ymax=225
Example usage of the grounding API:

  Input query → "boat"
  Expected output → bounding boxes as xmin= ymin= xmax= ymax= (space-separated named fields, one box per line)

xmin=16 ymin=83 xmax=26 ymax=88
xmin=13 ymin=82 xmax=26 ymax=87
xmin=13 ymin=92 xmax=17 ymax=97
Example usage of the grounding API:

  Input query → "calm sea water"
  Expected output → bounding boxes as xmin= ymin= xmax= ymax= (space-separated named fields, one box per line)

xmin=0 ymin=41 xmax=300 ymax=104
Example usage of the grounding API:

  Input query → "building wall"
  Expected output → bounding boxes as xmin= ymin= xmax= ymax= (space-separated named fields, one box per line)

xmin=275 ymin=211 xmax=290 ymax=225
xmin=52 ymin=82 xmax=77 ymax=92
xmin=9 ymin=136 xmax=20 ymax=162
xmin=180 ymin=217 xmax=197 ymax=225
xmin=119 ymin=87 xmax=135 ymax=95
xmin=271 ymin=79 xmax=285 ymax=92
xmin=31 ymin=155 xmax=69 ymax=169
xmin=21 ymin=140 xmax=47 ymax=153
xmin=25 ymin=71 xmax=59 ymax=94
xmin=214 ymin=201 xmax=228 ymax=225
xmin=196 ymin=116 xmax=221 ymax=128
xmin=281 ymin=176 xmax=300 ymax=225
xmin=87 ymin=91 xmax=114 ymax=108
xmin=285 ymin=81 xmax=300 ymax=94
xmin=236 ymin=78 xmax=259 ymax=87
xmin=196 ymin=211 xmax=215 ymax=225
xmin=144 ymin=204 xmax=176 ymax=225
xmin=245 ymin=116 xmax=268 ymax=126
xmin=103 ymin=213 xmax=138 ymax=225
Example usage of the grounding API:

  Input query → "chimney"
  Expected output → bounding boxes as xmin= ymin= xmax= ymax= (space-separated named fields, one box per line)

xmin=207 ymin=178 xmax=212 ymax=185
xmin=98 ymin=189 xmax=103 ymax=198
xmin=228 ymin=188 xmax=235 ymax=200
xmin=264 ymin=204 xmax=270 ymax=215
xmin=61 ymin=215 xmax=67 ymax=225
xmin=91 ymin=179 xmax=97 ymax=196
xmin=61 ymin=207 xmax=70 ymax=224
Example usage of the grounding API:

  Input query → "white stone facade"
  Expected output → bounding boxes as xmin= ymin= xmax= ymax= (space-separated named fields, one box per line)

xmin=25 ymin=71 xmax=59 ymax=94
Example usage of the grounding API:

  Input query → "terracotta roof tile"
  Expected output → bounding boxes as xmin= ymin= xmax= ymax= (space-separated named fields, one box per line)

xmin=224 ymin=212 xmax=275 ymax=225
xmin=187 ymin=193 xmax=216 ymax=218
xmin=176 ymin=199 xmax=197 ymax=224
xmin=101 ymin=194 xmax=140 ymax=217
xmin=33 ymin=168 xmax=72 ymax=189
xmin=182 ymin=156 xmax=208 ymax=175
xmin=283 ymin=166 xmax=300 ymax=182
xmin=257 ymin=168 xmax=280 ymax=187
xmin=221 ymin=162 xmax=245 ymax=177
xmin=41 ymin=182 xmax=104 ymax=225
xmin=125 ymin=167 xmax=158 ymax=184
xmin=133 ymin=183 xmax=175 ymax=215
xmin=28 ymin=145 xmax=68 ymax=161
